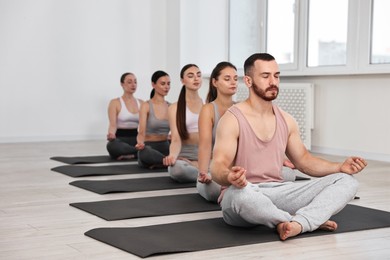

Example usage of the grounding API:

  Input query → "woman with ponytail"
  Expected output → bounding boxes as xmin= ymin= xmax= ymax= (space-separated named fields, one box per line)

xmin=136 ymin=70 xmax=171 ymax=168
xmin=163 ymin=64 xmax=203 ymax=182
xmin=196 ymin=62 xmax=238 ymax=202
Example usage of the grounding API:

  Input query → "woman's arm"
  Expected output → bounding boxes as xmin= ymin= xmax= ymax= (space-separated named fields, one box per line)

xmin=135 ymin=101 xmax=149 ymax=150
xmin=197 ymin=104 xmax=214 ymax=183
xmin=163 ymin=103 xmax=181 ymax=166
xmin=107 ymin=99 xmax=119 ymax=141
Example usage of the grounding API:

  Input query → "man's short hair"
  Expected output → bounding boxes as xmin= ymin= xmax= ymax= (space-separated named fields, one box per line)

xmin=244 ymin=53 xmax=275 ymax=76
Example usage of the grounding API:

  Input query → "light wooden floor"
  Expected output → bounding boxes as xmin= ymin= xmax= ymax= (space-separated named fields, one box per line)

xmin=0 ymin=140 xmax=389 ymax=260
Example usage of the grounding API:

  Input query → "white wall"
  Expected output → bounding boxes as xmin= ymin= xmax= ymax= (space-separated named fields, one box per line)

xmin=0 ymin=0 xmax=171 ymax=142
xmin=284 ymin=74 xmax=390 ymax=162
xmin=178 ymin=0 xmax=229 ymax=101
xmin=1 ymin=0 xmax=389 ymax=162
xmin=0 ymin=0 xmax=227 ymax=143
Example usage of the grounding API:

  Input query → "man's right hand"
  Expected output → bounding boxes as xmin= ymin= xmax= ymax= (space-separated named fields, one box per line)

xmin=227 ymin=166 xmax=247 ymax=188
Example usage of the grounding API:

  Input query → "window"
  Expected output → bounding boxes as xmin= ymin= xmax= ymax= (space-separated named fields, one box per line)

xmin=229 ymin=0 xmax=262 ymax=68
xmin=370 ymin=0 xmax=390 ymax=64
xmin=229 ymin=0 xmax=297 ymax=69
xmin=229 ymin=0 xmax=390 ymax=75
xmin=267 ymin=0 xmax=296 ymax=65
xmin=307 ymin=0 xmax=348 ymax=67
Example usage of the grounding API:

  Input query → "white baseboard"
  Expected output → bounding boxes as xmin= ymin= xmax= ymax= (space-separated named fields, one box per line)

xmin=1 ymin=136 xmax=389 ymax=163
xmin=0 ymin=135 xmax=102 ymax=144
xmin=311 ymin=146 xmax=390 ymax=163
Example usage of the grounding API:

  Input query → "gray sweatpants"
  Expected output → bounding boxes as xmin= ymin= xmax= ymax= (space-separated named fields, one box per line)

xmin=221 ymin=173 xmax=358 ymax=233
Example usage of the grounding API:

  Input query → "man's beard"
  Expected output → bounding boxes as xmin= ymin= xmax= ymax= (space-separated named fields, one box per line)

xmin=252 ymin=82 xmax=279 ymax=101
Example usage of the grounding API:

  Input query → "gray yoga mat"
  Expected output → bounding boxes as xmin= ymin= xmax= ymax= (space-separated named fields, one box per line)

xmin=85 ymin=204 xmax=390 ymax=258
xmin=70 ymin=193 xmax=220 ymax=220
xmin=50 ymin=155 xmax=136 ymax=164
xmin=70 ymin=176 xmax=195 ymax=194
xmin=51 ymin=164 xmax=167 ymax=177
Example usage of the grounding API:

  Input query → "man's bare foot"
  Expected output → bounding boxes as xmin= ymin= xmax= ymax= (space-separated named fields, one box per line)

xmin=319 ymin=220 xmax=338 ymax=231
xmin=277 ymin=221 xmax=302 ymax=241
xmin=117 ymin=154 xmax=135 ymax=161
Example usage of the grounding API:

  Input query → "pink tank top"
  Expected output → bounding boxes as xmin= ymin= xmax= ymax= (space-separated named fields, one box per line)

xmin=218 ymin=104 xmax=288 ymax=202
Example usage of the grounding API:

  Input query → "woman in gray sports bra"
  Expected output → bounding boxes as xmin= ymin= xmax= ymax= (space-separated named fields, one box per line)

xmin=136 ymin=71 xmax=171 ymax=168
xmin=197 ymin=62 xmax=238 ymax=202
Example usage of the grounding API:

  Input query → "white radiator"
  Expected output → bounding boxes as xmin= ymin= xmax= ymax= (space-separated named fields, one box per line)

xmin=234 ymin=83 xmax=314 ymax=150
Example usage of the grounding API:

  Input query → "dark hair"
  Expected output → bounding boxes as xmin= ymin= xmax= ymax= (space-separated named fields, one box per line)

xmin=150 ymin=89 xmax=155 ymax=99
xmin=176 ymin=64 xmax=199 ymax=140
xmin=244 ymin=53 xmax=275 ymax=77
xmin=150 ymin=70 xmax=169 ymax=98
xmin=206 ymin=61 xmax=237 ymax=103
xmin=120 ymin=72 xmax=135 ymax=83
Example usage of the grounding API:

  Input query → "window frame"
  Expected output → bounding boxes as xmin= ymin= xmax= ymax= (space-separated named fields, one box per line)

xmin=228 ymin=0 xmax=390 ymax=76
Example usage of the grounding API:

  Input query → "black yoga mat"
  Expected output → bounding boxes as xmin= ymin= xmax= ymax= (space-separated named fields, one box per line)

xmin=85 ymin=204 xmax=390 ymax=258
xmin=51 ymin=164 xmax=167 ymax=177
xmin=70 ymin=176 xmax=195 ymax=194
xmin=295 ymin=176 xmax=310 ymax=181
xmin=70 ymin=193 xmax=220 ymax=220
xmin=50 ymin=155 xmax=136 ymax=164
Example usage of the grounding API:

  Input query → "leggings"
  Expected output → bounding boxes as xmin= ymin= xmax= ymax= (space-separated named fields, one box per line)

xmin=106 ymin=129 xmax=138 ymax=159
xmin=169 ymin=144 xmax=199 ymax=183
xmin=137 ymin=141 xmax=170 ymax=168
xmin=220 ymin=173 xmax=358 ymax=233
xmin=196 ymin=175 xmax=221 ymax=203
xmin=169 ymin=160 xmax=198 ymax=183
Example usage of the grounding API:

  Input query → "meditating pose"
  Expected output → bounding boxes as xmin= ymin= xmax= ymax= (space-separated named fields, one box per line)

xmin=106 ymin=72 xmax=143 ymax=160
xmin=136 ymin=70 xmax=171 ymax=168
xmin=163 ymin=64 xmax=203 ymax=182
xmin=211 ymin=53 xmax=367 ymax=241
xmin=196 ymin=61 xmax=238 ymax=202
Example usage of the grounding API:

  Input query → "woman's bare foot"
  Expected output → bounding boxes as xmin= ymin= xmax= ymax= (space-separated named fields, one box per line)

xmin=117 ymin=154 xmax=135 ymax=161
xmin=149 ymin=164 xmax=166 ymax=169
xmin=319 ymin=220 xmax=338 ymax=231
xmin=277 ymin=221 xmax=302 ymax=241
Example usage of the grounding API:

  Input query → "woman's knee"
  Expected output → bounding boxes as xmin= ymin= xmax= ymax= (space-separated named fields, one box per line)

xmin=106 ymin=139 xmax=122 ymax=158
xmin=169 ymin=160 xmax=197 ymax=183
xmin=137 ymin=147 xmax=149 ymax=160
xmin=196 ymin=181 xmax=220 ymax=202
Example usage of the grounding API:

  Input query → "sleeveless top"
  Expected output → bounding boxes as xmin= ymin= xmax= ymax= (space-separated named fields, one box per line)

xmin=117 ymin=97 xmax=140 ymax=129
xmin=145 ymin=100 xmax=170 ymax=135
xmin=178 ymin=144 xmax=199 ymax=161
xmin=186 ymin=106 xmax=199 ymax=133
xmin=218 ymin=104 xmax=288 ymax=202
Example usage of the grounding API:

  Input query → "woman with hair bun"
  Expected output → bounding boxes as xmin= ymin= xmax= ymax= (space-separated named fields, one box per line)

xmin=106 ymin=72 xmax=143 ymax=160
